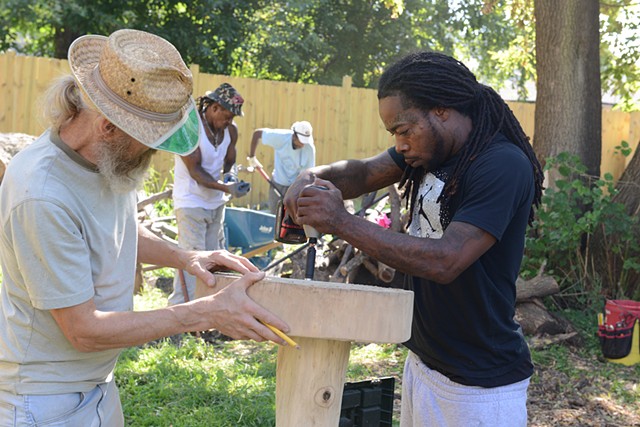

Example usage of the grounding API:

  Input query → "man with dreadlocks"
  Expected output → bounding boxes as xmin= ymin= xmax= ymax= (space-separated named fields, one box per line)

xmin=284 ymin=51 xmax=544 ymax=426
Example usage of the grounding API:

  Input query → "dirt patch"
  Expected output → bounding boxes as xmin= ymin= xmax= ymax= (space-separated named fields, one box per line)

xmin=339 ymin=342 xmax=640 ymax=426
xmin=527 ymin=351 xmax=640 ymax=426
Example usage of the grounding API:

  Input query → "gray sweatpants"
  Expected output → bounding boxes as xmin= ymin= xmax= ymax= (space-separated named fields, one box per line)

xmin=400 ymin=351 xmax=530 ymax=427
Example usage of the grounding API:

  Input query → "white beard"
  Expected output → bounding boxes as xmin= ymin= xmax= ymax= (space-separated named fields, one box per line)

xmin=94 ymin=135 xmax=154 ymax=193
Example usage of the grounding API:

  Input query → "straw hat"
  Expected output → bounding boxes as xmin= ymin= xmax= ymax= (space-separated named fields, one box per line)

xmin=68 ymin=29 xmax=198 ymax=155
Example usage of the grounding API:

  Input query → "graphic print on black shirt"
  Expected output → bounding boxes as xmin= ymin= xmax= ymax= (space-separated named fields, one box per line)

xmin=407 ymin=170 xmax=452 ymax=239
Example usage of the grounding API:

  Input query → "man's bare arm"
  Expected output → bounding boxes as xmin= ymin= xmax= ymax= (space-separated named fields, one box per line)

xmin=285 ymin=150 xmax=402 ymax=218
xmin=181 ymin=148 xmax=227 ymax=192
xmin=50 ymin=271 xmax=289 ymax=351
xmin=307 ymin=150 xmax=402 ymax=199
xmin=295 ymin=179 xmax=496 ymax=283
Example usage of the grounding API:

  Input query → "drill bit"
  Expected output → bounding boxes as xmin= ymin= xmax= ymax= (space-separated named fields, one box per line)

xmin=302 ymin=184 xmax=327 ymax=280
xmin=303 ymin=226 xmax=318 ymax=280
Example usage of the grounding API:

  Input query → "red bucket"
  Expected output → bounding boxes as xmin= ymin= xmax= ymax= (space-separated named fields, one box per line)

xmin=604 ymin=299 xmax=640 ymax=328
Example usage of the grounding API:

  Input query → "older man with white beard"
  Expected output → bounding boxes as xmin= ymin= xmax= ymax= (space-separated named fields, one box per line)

xmin=0 ymin=29 xmax=289 ymax=426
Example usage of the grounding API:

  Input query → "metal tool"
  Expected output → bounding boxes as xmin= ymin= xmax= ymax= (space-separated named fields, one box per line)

xmin=272 ymin=184 xmax=326 ymax=279
xmin=263 ymin=191 xmax=390 ymax=273
xmin=246 ymin=164 xmax=282 ymax=198
xmin=301 ymin=185 xmax=328 ymax=280
xmin=275 ymin=200 xmax=307 ymax=244
xmin=303 ymin=223 xmax=319 ymax=280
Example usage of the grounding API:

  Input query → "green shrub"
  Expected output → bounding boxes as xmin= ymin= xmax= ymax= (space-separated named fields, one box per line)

xmin=522 ymin=151 xmax=640 ymax=305
xmin=142 ymin=167 xmax=174 ymax=219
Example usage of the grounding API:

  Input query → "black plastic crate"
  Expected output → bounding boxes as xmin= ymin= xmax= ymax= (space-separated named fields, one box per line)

xmin=339 ymin=377 xmax=395 ymax=427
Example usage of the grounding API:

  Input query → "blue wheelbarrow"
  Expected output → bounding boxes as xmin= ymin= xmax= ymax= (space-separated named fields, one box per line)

xmin=223 ymin=207 xmax=281 ymax=269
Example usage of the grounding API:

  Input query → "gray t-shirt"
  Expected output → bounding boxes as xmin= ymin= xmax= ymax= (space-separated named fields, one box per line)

xmin=0 ymin=130 xmax=137 ymax=394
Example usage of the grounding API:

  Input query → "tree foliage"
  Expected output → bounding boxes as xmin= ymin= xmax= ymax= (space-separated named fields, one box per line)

xmin=0 ymin=0 xmax=638 ymax=109
xmin=600 ymin=1 xmax=640 ymax=111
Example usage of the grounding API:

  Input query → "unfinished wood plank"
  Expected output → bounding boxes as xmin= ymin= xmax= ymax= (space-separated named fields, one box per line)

xmin=275 ymin=338 xmax=351 ymax=427
xmin=196 ymin=273 xmax=413 ymax=343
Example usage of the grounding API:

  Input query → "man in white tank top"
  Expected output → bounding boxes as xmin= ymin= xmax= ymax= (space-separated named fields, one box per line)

xmin=169 ymin=83 xmax=251 ymax=305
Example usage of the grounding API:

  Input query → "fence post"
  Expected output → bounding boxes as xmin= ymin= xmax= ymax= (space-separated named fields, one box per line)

xmin=0 ymin=51 xmax=16 ymax=134
xmin=627 ymin=112 xmax=640 ymax=169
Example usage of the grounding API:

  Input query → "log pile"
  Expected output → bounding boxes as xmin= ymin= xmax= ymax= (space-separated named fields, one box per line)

xmin=281 ymin=187 xmax=405 ymax=287
xmin=514 ymin=273 xmax=580 ymax=348
xmin=0 ymin=133 xmax=36 ymax=184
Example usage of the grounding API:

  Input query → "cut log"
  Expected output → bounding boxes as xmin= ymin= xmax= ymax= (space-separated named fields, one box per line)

xmin=362 ymin=257 xmax=379 ymax=278
xmin=0 ymin=133 xmax=36 ymax=184
xmin=359 ymin=256 xmax=395 ymax=284
xmin=327 ymin=240 xmax=348 ymax=266
xmin=339 ymin=251 xmax=366 ymax=278
xmin=516 ymin=275 xmax=559 ymax=301
xmin=376 ymin=261 xmax=396 ymax=283
xmin=515 ymin=298 xmax=578 ymax=340
xmin=515 ymin=300 xmax=563 ymax=336
xmin=330 ymin=243 xmax=353 ymax=282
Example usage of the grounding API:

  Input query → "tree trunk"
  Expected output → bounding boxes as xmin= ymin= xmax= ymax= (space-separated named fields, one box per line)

xmin=611 ymin=143 xmax=640 ymax=217
xmin=53 ymin=27 xmax=82 ymax=60
xmin=533 ymin=0 xmax=601 ymax=179
xmin=515 ymin=275 xmax=559 ymax=301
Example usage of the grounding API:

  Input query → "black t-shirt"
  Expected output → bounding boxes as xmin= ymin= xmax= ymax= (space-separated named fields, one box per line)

xmin=387 ymin=133 xmax=534 ymax=387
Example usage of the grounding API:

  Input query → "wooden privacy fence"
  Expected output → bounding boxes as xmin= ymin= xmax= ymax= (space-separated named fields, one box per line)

xmin=1 ymin=50 xmax=639 ymax=208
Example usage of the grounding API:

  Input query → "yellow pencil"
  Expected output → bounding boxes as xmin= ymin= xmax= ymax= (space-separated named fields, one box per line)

xmin=261 ymin=321 xmax=300 ymax=349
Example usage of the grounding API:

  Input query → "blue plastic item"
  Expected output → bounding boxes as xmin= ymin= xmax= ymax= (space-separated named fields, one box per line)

xmin=224 ymin=207 xmax=277 ymax=268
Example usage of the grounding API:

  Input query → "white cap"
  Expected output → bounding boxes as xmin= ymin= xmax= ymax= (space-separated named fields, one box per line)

xmin=291 ymin=121 xmax=314 ymax=145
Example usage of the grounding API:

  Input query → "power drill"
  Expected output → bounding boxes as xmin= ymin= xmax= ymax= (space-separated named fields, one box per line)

xmin=274 ymin=200 xmax=307 ymax=244
xmin=274 ymin=185 xmax=327 ymax=280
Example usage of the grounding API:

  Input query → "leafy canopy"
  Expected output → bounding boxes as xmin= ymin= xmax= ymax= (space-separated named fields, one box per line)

xmin=0 ymin=0 xmax=637 ymax=109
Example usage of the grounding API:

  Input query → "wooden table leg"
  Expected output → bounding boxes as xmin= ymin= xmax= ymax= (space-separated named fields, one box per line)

xmin=275 ymin=337 xmax=352 ymax=426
